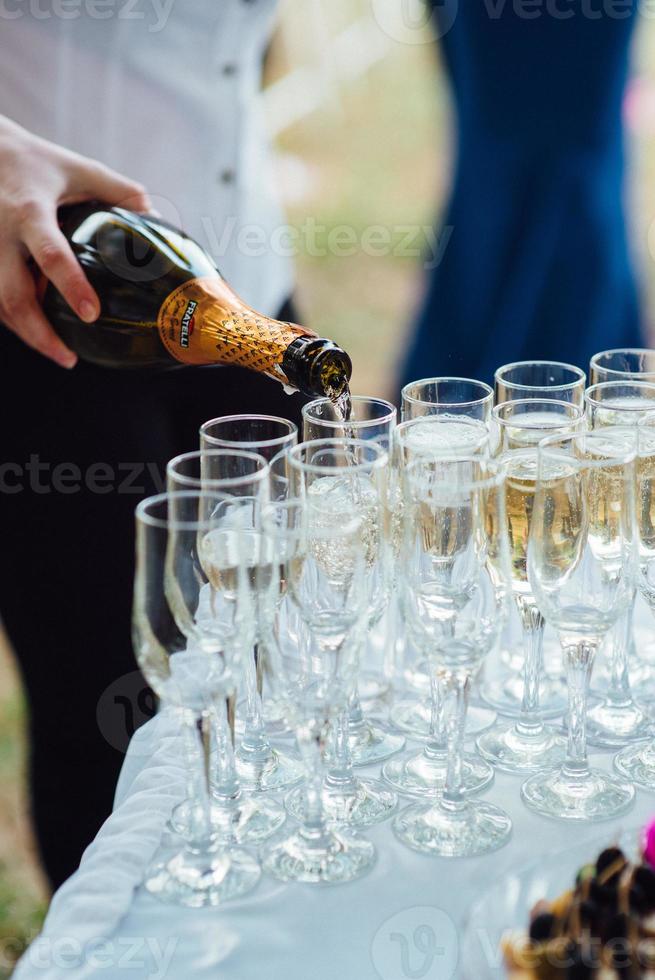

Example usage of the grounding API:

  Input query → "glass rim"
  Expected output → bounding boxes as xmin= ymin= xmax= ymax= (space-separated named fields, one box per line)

xmin=302 ymin=395 xmax=397 ymax=430
xmin=199 ymin=414 xmax=298 ymax=450
xmin=493 ymin=398 xmax=584 ymax=428
xmin=590 ymin=348 xmax=655 ymax=380
xmin=537 ymin=428 xmax=637 ymax=468
xmin=166 ymin=448 xmax=269 ymax=489
xmin=135 ymin=490 xmax=239 ymax=530
xmin=400 ymin=376 xmax=493 ymax=409
xmin=404 ymin=455 xmax=506 ymax=492
xmin=494 ymin=359 xmax=586 ymax=392
xmin=287 ymin=437 xmax=388 ymax=476
xmin=584 ymin=379 xmax=655 ymax=409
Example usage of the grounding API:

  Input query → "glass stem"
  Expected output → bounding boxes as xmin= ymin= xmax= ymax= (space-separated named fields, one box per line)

xmin=563 ymin=641 xmax=596 ymax=779
xmin=440 ymin=674 xmax=469 ymax=814
xmin=237 ymin=644 xmax=273 ymax=766
xmin=424 ymin=673 xmax=447 ymax=761
xmin=184 ymin=711 xmax=217 ymax=853
xmin=296 ymin=722 xmax=330 ymax=848
xmin=515 ymin=597 xmax=545 ymax=739
xmin=210 ymin=698 xmax=241 ymax=837
xmin=605 ymin=599 xmax=635 ymax=707
xmin=325 ymin=706 xmax=357 ymax=794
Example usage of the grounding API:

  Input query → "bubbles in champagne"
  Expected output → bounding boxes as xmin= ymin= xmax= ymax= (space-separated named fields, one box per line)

xmin=306 ymin=474 xmax=380 ymax=573
xmin=400 ymin=417 xmax=488 ymax=459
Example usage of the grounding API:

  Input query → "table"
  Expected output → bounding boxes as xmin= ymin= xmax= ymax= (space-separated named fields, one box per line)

xmin=13 ymin=690 xmax=655 ymax=980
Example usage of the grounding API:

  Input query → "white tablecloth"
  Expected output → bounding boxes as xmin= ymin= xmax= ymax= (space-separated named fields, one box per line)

xmin=13 ymin=690 xmax=655 ymax=980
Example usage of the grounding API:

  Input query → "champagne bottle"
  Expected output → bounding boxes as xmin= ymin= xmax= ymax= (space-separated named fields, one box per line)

xmin=40 ymin=202 xmax=352 ymax=399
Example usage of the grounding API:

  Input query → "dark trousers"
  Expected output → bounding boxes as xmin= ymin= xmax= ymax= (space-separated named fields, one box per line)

xmin=0 ymin=299 xmax=306 ymax=890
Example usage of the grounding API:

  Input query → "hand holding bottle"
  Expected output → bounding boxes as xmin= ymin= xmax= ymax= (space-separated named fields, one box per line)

xmin=0 ymin=115 xmax=151 ymax=368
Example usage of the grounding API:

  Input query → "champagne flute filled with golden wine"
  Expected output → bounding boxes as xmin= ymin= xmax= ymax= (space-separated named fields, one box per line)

xmin=476 ymin=400 xmax=583 ymax=774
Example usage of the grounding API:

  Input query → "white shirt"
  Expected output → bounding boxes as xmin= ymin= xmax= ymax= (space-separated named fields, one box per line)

xmin=0 ymin=0 xmax=294 ymax=316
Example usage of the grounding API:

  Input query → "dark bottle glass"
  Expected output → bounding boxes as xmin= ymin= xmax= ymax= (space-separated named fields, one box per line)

xmin=41 ymin=202 xmax=352 ymax=399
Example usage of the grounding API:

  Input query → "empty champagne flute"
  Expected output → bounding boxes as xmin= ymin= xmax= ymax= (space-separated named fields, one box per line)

xmin=133 ymin=492 xmax=260 ymax=906
xmin=283 ymin=438 xmax=398 ymax=828
xmin=393 ymin=457 xmax=513 ymax=857
xmin=259 ymin=498 xmax=376 ymax=883
xmin=400 ymin=377 xmax=494 ymax=423
xmin=495 ymin=360 xmax=586 ymax=406
xmin=198 ymin=416 xmax=303 ymax=784
xmin=580 ymin=381 xmax=655 ymax=747
xmin=521 ymin=430 xmax=637 ymax=821
xmin=301 ymin=400 xmax=405 ymax=767
xmin=477 ymin=402 xmax=584 ymax=773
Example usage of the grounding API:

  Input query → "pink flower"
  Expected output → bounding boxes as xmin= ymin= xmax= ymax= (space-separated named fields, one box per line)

xmin=642 ymin=820 xmax=655 ymax=868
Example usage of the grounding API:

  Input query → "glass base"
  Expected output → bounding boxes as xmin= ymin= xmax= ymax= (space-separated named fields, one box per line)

xmin=382 ymin=747 xmax=493 ymax=799
xmin=393 ymin=799 xmax=512 ymax=858
xmin=521 ymin=765 xmax=636 ymax=822
xmin=285 ymin=776 xmax=397 ymax=828
xmin=144 ymin=844 xmax=261 ymax=907
xmin=262 ymin=827 xmax=375 ymax=884
xmin=170 ymin=795 xmax=285 ymax=845
xmin=235 ymin=747 xmax=304 ymax=793
xmin=348 ymin=721 xmax=405 ymax=767
xmin=390 ymin=699 xmax=496 ymax=740
xmin=476 ymin=722 xmax=566 ymax=774
xmin=614 ymin=740 xmax=655 ymax=791
xmin=584 ymin=699 xmax=652 ymax=749
xmin=481 ymin=675 xmax=566 ymax=720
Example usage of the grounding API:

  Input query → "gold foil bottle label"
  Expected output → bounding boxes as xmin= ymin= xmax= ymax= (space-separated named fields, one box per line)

xmin=157 ymin=276 xmax=309 ymax=372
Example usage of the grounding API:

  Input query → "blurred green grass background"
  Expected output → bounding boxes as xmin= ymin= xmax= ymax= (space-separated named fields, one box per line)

xmin=2 ymin=3 xmax=655 ymax=968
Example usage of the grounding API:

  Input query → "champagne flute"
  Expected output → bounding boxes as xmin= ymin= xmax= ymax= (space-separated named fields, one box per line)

xmin=133 ymin=492 xmax=260 ymax=906
xmin=166 ymin=450 xmax=293 ymax=844
xmin=259 ymin=498 xmax=376 ymax=883
xmin=393 ymin=457 xmax=513 ymax=857
xmin=589 ymin=353 xmax=655 ymax=680
xmin=283 ymin=438 xmax=398 ymax=828
xmin=580 ymin=381 xmax=655 ymax=747
xmin=615 ymin=411 xmax=655 ymax=788
xmin=301 ymin=399 xmax=405 ymax=767
xmin=491 ymin=365 xmax=586 ymax=708
xmin=384 ymin=416 xmax=496 ymax=798
xmin=400 ymin=377 xmax=494 ymax=423
xmin=476 ymin=401 xmax=584 ymax=773
xmin=521 ymin=430 xmax=637 ymax=821
xmin=197 ymin=417 xmax=305 ymax=786
xmin=495 ymin=360 xmax=586 ymax=406
xmin=391 ymin=410 xmax=492 ymax=717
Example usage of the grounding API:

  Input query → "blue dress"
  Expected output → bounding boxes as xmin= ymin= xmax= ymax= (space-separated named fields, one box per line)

xmin=400 ymin=2 xmax=643 ymax=389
